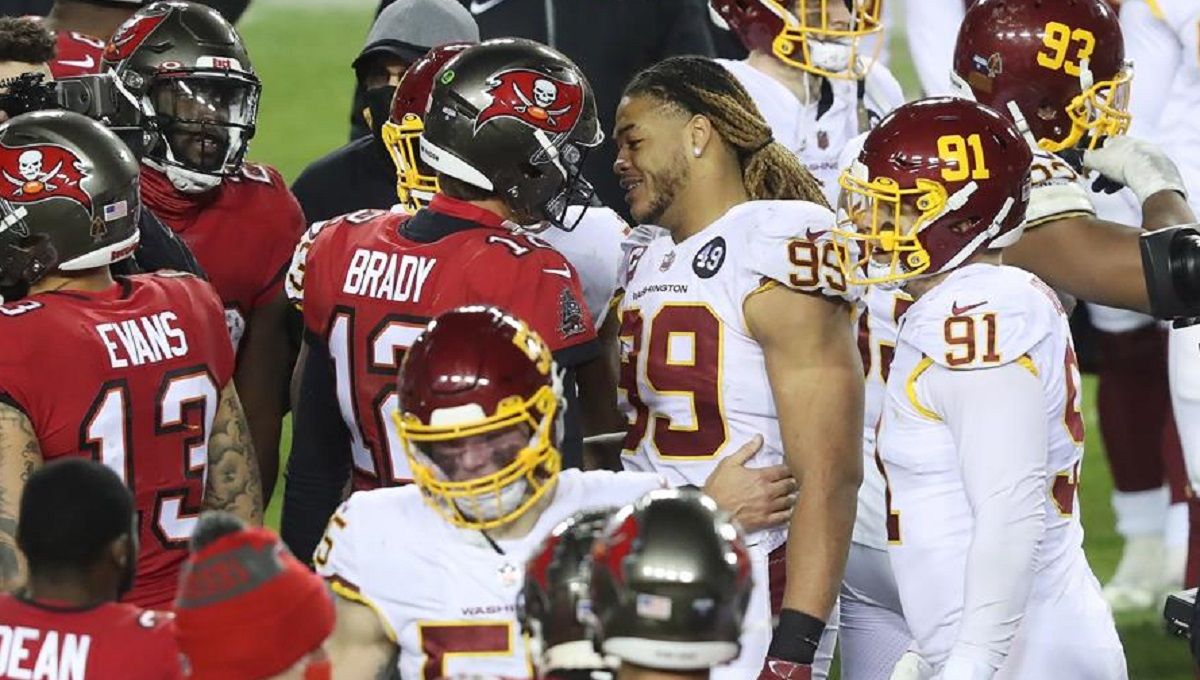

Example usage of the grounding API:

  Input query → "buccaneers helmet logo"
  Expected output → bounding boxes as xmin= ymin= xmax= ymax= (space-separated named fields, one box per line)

xmin=103 ymin=6 xmax=170 ymax=63
xmin=0 ymin=143 xmax=92 ymax=210
xmin=474 ymin=69 xmax=583 ymax=135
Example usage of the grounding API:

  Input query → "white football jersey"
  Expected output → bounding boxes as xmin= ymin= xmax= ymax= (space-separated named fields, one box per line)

xmin=852 ymin=286 xmax=912 ymax=549
xmin=1124 ymin=0 xmax=1200 ymax=183
xmin=520 ymin=205 xmax=627 ymax=327
xmin=617 ymin=200 xmax=859 ymax=551
xmin=315 ymin=469 xmax=664 ymax=680
xmin=717 ymin=59 xmax=905 ymax=207
xmin=879 ymin=264 xmax=1115 ymax=672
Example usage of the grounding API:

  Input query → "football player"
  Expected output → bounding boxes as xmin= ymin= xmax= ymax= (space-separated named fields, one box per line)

xmin=1119 ymin=0 xmax=1200 ymax=589
xmin=280 ymin=39 xmax=615 ymax=564
xmin=520 ymin=508 xmax=619 ymax=679
xmin=102 ymin=1 xmax=304 ymax=500
xmin=836 ymin=97 xmax=1127 ymax=679
xmin=0 ymin=110 xmax=262 ymax=607
xmin=0 ymin=459 xmax=180 ymax=680
xmin=697 ymin=7 xmax=911 ymax=674
xmin=708 ymin=0 xmax=904 ymax=208
xmin=589 ymin=488 xmax=754 ymax=678
xmin=613 ymin=56 xmax=863 ymax=679
xmin=315 ymin=306 xmax=667 ymax=679
xmin=951 ymin=0 xmax=1197 ymax=613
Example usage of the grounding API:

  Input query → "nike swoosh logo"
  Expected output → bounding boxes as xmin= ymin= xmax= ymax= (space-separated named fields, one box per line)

xmin=57 ymin=55 xmax=95 ymax=69
xmin=951 ymin=300 xmax=988 ymax=316
xmin=543 ymin=267 xmax=572 ymax=279
xmin=804 ymin=227 xmax=826 ymax=241
xmin=469 ymin=0 xmax=509 ymax=14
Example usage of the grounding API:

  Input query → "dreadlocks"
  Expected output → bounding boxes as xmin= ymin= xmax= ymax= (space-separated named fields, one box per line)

xmin=622 ymin=56 xmax=829 ymax=208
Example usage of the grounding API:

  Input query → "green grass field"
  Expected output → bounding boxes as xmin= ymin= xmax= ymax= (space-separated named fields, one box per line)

xmin=236 ymin=2 xmax=1194 ymax=676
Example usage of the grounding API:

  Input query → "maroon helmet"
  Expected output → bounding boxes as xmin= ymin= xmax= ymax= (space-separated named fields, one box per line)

xmin=393 ymin=305 xmax=562 ymax=530
xmin=381 ymin=42 xmax=474 ymax=213
xmin=710 ymin=0 xmax=883 ymax=78
xmin=834 ymin=97 xmax=1033 ymax=286
xmin=952 ymin=0 xmax=1131 ymax=153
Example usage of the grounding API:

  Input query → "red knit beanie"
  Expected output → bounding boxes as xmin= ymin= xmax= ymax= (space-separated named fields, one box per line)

xmin=174 ymin=527 xmax=335 ymax=679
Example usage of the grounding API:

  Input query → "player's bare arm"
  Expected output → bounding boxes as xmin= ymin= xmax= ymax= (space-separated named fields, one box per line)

xmin=746 ymin=283 xmax=864 ymax=620
xmin=327 ymin=594 xmax=396 ymax=680
xmin=1005 ymin=217 xmax=1152 ymax=312
xmin=0 ymin=401 xmax=41 ymax=589
xmin=233 ymin=295 xmax=291 ymax=503
xmin=204 ymin=382 xmax=264 ymax=526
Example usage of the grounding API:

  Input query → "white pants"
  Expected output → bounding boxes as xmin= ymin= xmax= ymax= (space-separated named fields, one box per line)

xmin=993 ymin=566 xmax=1128 ymax=679
xmin=712 ymin=542 xmax=839 ymax=680
xmin=1171 ymin=323 xmax=1200 ymax=494
xmin=839 ymin=542 xmax=913 ymax=680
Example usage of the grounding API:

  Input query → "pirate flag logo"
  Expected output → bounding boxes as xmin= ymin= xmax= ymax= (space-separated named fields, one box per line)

xmin=475 ymin=69 xmax=583 ymax=135
xmin=0 ymin=143 xmax=92 ymax=211
xmin=103 ymin=5 xmax=170 ymax=63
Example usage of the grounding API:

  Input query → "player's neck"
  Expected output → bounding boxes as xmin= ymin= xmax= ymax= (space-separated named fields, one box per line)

xmin=28 ymin=267 xmax=115 ymax=296
xmin=466 ymin=197 xmax=518 ymax=224
xmin=903 ymin=250 xmax=1003 ymax=300
xmin=45 ymin=1 xmax=135 ymax=40
xmin=746 ymin=50 xmax=823 ymax=105
xmin=665 ymin=163 xmax=749 ymax=244
xmin=25 ymin=572 xmax=116 ymax=609
xmin=617 ymin=663 xmax=709 ymax=680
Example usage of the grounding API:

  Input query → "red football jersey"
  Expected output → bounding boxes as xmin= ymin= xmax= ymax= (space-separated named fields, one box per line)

xmin=0 ymin=274 xmax=235 ymax=609
xmin=48 ymin=30 xmax=106 ymax=79
xmin=140 ymin=163 xmax=306 ymax=354
xmin=0 ymin=595 xmax=180 ymax=680
xmin=302 ymin=195 xmax=596 ymax=490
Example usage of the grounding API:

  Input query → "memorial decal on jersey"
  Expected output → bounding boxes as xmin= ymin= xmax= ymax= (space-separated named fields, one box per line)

xmin=475 ymin=69 xmax=583 ymax=135
xmin=103 ymin=4 xmax=170 ymax=62
xmin=693 ymin=236 xmax=726 ymax=279
xmin=0 ymin=142 xmax=91 ymax=213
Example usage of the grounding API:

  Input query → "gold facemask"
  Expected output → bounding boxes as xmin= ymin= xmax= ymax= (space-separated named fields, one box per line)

xmin=1039 ymin=65 xmax=1133 ymax=153
xmin=770 ymin=0 xmax=884 ymax=79
xmin=382 ymin=113 xmax=439 ymax=213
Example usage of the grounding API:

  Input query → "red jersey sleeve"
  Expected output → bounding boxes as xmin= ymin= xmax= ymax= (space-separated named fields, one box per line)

xmin=246 ymin=164 xmax=306 ymax=310
xmin=48 ymin=30 xmax=105 ymax=78
xmin=481 ymin=246 xmax=597 ymax=353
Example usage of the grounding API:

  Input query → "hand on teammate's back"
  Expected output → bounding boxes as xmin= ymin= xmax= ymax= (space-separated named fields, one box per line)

xmin=703 ymin=434 xmax=796 ymax=533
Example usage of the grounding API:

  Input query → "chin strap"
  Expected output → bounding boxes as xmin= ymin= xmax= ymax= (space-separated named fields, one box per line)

xmin=143 ymin=157 xmax=223 ymax=194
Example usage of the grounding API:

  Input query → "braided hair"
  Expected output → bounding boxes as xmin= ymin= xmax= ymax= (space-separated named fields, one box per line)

xmin=623 ymin=56 xmax=829 ymax=208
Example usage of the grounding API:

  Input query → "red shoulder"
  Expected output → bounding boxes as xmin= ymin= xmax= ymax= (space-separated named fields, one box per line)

xmin=307 ymin=209 xmax=408 ymax=264
xmin=226 ymin=163 xmax=305 ymax=234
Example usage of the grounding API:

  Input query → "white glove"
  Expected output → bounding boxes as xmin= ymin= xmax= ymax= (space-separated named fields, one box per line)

xmin=890 ymin=652 xmax=935 ymax=680
xmin=1083 ymin=136 xmax=1188 ymax=205
xmin=1024 ymin=148 xmax=1095 ymax=227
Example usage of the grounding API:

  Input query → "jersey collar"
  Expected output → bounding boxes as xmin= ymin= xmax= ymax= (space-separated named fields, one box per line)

xmin=427 ymin=194 xmax=510 ymax=230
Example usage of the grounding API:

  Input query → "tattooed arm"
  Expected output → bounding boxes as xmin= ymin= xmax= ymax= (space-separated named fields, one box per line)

xmin=0 ymin=399 xmax=42 ymax=590
xmin=204 ymin=382 xmax=264 ymax=526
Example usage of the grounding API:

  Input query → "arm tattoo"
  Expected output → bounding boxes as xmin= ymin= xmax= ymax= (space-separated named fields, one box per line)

xmin=204 ymin=384 xmax=265 ymax=525
xmin=0 ymin=401 xmax=40 ymax=588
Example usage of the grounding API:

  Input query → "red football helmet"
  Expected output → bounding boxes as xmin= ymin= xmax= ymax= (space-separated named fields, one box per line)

xmin=393 ymin=306 xmax=562 ymax=530
xmin=834 ymin=97 xmax=1033 ymax=286
xmin=952 ymin=0 xmax=1131 ymax=153
xmin=381 ymin=42 xmax=473 ymax=213
xmin=710 ymin=0 xmax=883 ymax=79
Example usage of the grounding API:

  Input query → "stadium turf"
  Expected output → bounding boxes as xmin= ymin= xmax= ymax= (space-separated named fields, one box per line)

xmin=238 ymin=1 xmax=1194 ymax=675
